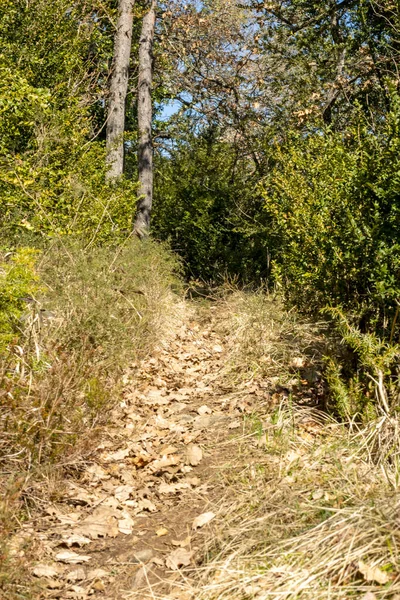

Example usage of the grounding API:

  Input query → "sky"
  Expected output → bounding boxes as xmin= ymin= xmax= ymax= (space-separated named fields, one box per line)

xmin=158 ymin=100 xmax=181 ymax=120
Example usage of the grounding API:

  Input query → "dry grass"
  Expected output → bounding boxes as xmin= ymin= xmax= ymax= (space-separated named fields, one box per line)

xmin=0 ymin=238 xmax=181 ymax=598
xmin=152 ymin=404 xmax=400 ymax=600
xmin=1 ymin=239 xmax=180 ymax=470
xmin=3 ymin=285 xmax=400 ymax=600
xmin=212 ymin=290 xmax=327 ymax=383
xmin=150 ymin=291 xmax=400 ymax=600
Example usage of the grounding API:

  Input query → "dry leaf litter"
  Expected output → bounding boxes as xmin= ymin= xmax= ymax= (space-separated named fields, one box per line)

xmin=16 ymin=307 xmax=268 ymax=599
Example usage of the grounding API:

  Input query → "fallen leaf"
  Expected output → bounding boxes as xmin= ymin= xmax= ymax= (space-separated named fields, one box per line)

xmin=87 ymin=568 xmax=108 ymax=580
xmin=182 ymin=431 xmax=202 ymax=445
xmin=137 ymin=498 xmax=157 ymax=512
xmin=312 ymin=489 xmax=324 ymax=500
xmin=118 ymin=513 xmax=135 ymax=535
xmin=132 ymin=454 xmax=153 ymax=468
xmin=168 ymin=401 xmax=188 ymax=411
xmin=59 ymin=533 xmax=92 ymax=548
xmin=65 ymin=584 xmax=87 ymax=599
xmin=45 ymin=506 xmax=60 ymax=516
xmin=184 ymin=476 xmax=201 ymax=487
xmin=165 ymin=547 xmax=193 ymax=570
xmin=102 ymin=496 xmax=120 ymax=509
xmin=92 ymin=579 xmax=106 ymax=592
xmin=45 ymin=579 xmax=63 ymax=589
xmin=154 ymin=415 xmax=171 ymax=429
xmin=180 ymin=465 xmax=193 ymax=474
xmin=292 ymin=357 xmax=305 ymax=368
xmin=114 ymin=485 xmax=134 ymax=502
xmin=150 ymin=455 xmax=181 ymax=474
xmin=144 ymin=396 xmax=169 ymax=406
xmin=55 ymin=551 xmax=91 ymax=564
xmin=65 ymin=567 xmax=86 ymax=582
xmin=76 ymin=505 xmax=119 ymax=539
xmin=103 ymin=447 xmax=131 ymax=462
xmin=134 ymin=549 xmax=153 ymax=563
xmin=170 ymin=423 xmax=187 ymax=434
xmin=119 ymin=469 xmax=135 ymax=485
xmin=32 ymin=564 xmax=60 ymax=578
xmin=192 ymin=415 xmax=211 ymax=430
xmin=131 ymin=565 xmax=147 ymax=590
xmin=186 ymin=445 xmax=203 ymax=466
xmin=192 ymin=511 xmax=215 ymax=529
xmin=156 ymin=527 xmax=169 ymax=537
xmin=361 ymin=593 xmax=377 ymax=600
xmin=56 ymin=511 xmax=82 ymax=526
xmin=358 ymin=560 xmax=391 ymax=584
xmin=171 ymin=536 xmax=191 ymax=547
xmin=228 ymin=420 xmax=241 ymax=429
xmin=159 ymin=445 xmax=179 ymax=455
xmin=158 ymin=481 xmax=190 ymax=494
xmin=65 ymin=485 xmax=94 ymax=506
xmin=85 ymin=464 xmax=110 ymax=482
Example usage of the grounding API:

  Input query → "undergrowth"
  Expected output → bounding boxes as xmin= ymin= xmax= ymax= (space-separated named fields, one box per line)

xmin=213 ymin=289 xmax=327 ymax=387
xmin=174 ymin=291 xmax=400 ymax=600
xmin=188 ymin=402 xmax=400 ymax=599
xmin=0 ymin=237 xmax=181 ymax=598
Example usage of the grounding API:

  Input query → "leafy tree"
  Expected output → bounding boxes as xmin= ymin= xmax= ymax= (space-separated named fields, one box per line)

xmin=153 ymin=127 xmax=270 ymax=281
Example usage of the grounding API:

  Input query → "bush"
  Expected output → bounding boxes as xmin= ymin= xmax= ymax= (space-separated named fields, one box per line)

xmin=0 ymin=248 xmax=41 ymax=351
xmin=323 ymin=308 xmax=400 ymax=423
xmin=153 ymin=130 xmax=269 ymax=282
xmin=261 ymin=106 xmax=400 ymax=338
xmin=257 ymin=106 xmax=400 ymax=420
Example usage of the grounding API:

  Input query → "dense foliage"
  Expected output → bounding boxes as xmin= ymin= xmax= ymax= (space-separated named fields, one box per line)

xmin=0 ymin=0 xmax=138 ymax=243
xmin=263 ymin=105 xmax=400 ymax=332
xmin=154 ymin=1 xmax=400 ymax=344
xmin=1 ymin=0 xmax=400 ymax=417
xmin=153 ymin=131 xmax=269 ymax=281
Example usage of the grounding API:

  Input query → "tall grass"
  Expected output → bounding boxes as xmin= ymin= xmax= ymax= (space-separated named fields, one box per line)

xmin=188 ymin=291 xmax=400 ymax=600
xmin=213 ymin=289 xmax=326 ymax=383
xmin=0 ymin=238 xmax=181 ymax=596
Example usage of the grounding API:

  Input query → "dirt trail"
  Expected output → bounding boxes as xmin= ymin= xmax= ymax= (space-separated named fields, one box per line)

xmin=20 ymin=302 xmax=269 ymax=599
xmin=9 ymin=294 xmax=399 ymax=600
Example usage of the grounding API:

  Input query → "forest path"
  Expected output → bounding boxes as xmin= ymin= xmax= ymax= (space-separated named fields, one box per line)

xmin=27 ymin=299 xmax=271 ymax=600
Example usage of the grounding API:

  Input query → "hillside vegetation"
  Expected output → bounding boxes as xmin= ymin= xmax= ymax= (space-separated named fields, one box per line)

xmin=1 ymin=0 xmax=400 ymax=598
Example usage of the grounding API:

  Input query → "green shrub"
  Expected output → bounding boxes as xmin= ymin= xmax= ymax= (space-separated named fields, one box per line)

xmin=261 ymin=104 xmax=400 ymax=338
xmin=324 ymin=308 xmax=400 ymax=420
xmin=0 ymin=248 xmax=41 ymax=351
xmin=258 ymin=103 xmax=400 ymax=420
xmin=153 ymin=130 xmax=268 ymax=282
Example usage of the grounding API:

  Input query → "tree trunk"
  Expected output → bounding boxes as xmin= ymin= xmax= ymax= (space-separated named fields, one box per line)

xmin=106 ymin=0 xmax=135 ymax=182
xmin=134 ymin=0 xmax=156 ymax=237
